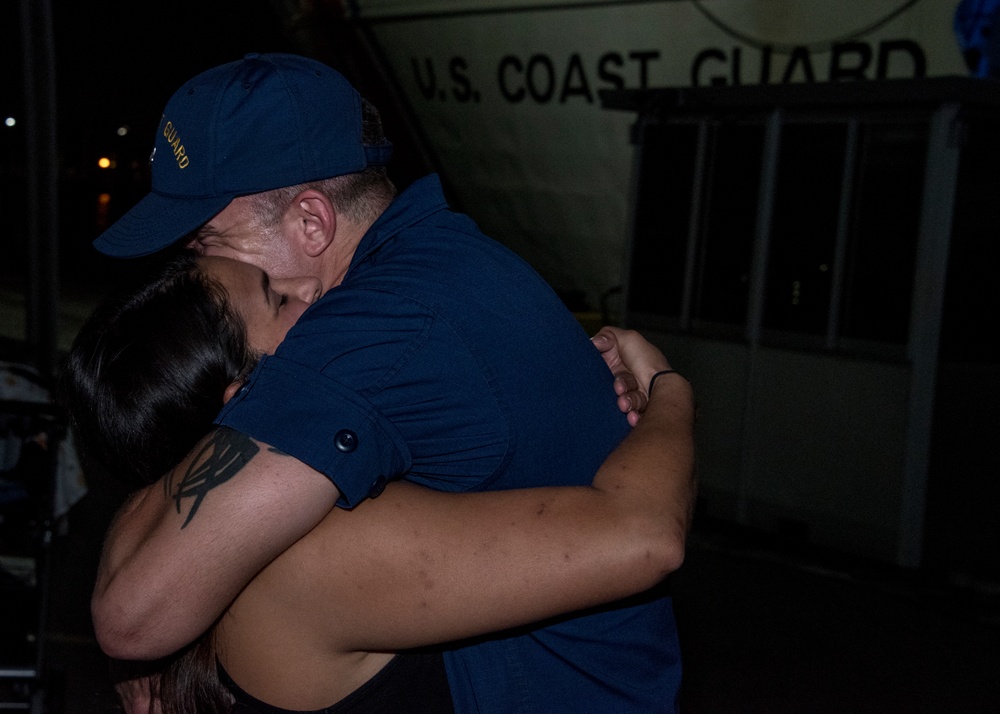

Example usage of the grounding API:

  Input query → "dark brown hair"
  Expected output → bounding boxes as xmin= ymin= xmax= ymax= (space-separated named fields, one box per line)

xmin=59 ymin=251 xmax=252 ymax=712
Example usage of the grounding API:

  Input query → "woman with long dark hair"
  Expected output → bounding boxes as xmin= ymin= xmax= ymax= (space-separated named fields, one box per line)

xmin=61 ymin=252 xmax=695 ymax=713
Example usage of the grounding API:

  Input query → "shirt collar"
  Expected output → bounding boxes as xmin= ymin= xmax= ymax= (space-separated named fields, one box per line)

xmin=346 ymin=174 xmax=449 ymax=275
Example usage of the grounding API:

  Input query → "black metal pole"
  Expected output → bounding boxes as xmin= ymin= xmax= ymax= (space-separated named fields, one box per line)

xmin=19 ymin=0 xmax=59 ymax=379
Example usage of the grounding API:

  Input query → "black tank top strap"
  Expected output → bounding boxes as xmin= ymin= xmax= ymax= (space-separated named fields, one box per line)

xmin=219 ymin=651 xmax=455 ymax=714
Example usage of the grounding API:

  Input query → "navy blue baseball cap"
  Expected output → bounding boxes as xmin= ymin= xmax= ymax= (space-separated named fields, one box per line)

xmin=94 ymin=53 xmax=393 ymax=258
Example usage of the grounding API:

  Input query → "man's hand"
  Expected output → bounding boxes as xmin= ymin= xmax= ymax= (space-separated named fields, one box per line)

xmin=592 ymin=327 xmax=672 ymax=426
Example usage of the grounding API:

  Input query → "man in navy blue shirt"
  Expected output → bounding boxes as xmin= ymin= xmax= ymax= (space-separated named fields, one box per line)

xmin=92 ymin=53 xmax=691 ymax=712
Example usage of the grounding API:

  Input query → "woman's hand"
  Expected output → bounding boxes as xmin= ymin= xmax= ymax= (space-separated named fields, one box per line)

xmin=591 ymin=327 xmax=673 ymax=426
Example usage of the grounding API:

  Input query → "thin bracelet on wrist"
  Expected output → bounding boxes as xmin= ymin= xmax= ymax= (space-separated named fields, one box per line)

xmin=648 ymin=369 xmax=679 ymax=397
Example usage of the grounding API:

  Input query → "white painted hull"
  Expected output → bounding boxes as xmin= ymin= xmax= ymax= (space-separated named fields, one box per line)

xmin=343 ymin=0 xmax=967 ymax=307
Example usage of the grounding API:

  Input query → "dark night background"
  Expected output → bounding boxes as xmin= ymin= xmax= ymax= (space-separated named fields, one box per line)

xmin=2 ymin=1 xmax=295 ymax=297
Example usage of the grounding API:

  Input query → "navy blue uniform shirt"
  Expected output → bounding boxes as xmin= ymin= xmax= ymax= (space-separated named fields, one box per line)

xmin=217 ymin=175 xmax=681 ymax=713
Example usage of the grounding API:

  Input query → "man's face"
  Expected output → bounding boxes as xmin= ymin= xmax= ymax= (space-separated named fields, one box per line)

xmin=190 ymin=196 xmax=310 ymax=283
xmin=199 ymin=256 xmax=321 ymax=355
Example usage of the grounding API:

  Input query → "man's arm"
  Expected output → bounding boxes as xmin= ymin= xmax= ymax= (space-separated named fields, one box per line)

xmin=92 ymin=426 xmax=339 ymax=660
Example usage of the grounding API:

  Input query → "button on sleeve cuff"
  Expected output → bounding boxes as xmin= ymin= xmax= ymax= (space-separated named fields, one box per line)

xmin=215 ymin=355 xmax=412 ymax=508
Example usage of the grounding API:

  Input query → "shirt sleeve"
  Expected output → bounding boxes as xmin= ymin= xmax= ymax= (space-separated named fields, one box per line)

xmin=215 ymin=354 xmax=412 ymax=508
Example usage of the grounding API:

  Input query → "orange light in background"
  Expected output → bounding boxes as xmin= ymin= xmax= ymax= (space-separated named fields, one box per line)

xmin=96 ymin=193 xmax=112 ymax=232
xmin=98 ymin=157 xmax=112 ymax=169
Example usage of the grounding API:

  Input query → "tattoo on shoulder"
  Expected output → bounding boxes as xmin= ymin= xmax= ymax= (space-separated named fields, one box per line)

xmin=166 ymin=427 xmax=260 ymax=528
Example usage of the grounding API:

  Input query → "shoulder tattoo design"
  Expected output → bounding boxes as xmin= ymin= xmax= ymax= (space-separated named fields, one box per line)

xmin=167 ymin=427 xmax=260 ymax=528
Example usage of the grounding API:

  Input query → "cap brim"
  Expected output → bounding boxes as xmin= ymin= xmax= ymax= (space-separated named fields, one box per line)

xmin=93 ymin=191 xmax=237 ymax=258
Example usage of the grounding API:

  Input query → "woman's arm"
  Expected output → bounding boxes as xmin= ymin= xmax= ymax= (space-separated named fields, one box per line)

xmin=228 ymin=328 xmax=695 ymax=653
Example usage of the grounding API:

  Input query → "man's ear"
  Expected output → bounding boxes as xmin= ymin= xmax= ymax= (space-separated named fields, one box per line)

xmin=286 ymin=189 xmax=336 ymax=258
xmin=223 ymin=381 xmax=244 ymax=406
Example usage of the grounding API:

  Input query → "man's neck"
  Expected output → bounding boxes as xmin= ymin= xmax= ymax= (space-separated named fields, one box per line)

xmin=322 ymin=191 xmax=394 ymax=293
xmin=323 ymin=216 xmax=375 ymax=292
